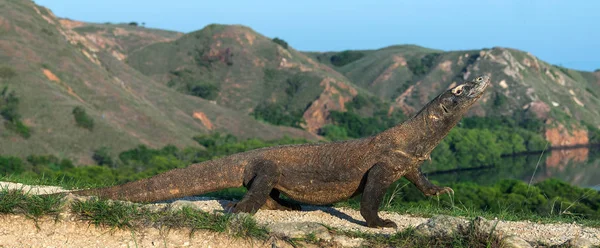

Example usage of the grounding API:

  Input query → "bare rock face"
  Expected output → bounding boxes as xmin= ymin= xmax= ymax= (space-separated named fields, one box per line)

xmin=544 ymin=120 xmax=589 ymax=147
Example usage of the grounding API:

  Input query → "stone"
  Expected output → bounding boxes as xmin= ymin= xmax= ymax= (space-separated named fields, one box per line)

xmin=561 ymin=237 xmax=594 ymax=248
xmin=502 ymin=236 xmax=533 ymax=248
xmin=472 ymin=216 xmax=505 ymax=237
xmin=414 ymin=215 xmax=470 ymax=237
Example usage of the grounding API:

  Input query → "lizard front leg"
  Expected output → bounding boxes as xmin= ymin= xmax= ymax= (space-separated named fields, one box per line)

xmin=405 ymin=169 xmax=453 ymax=197
xmin=360 ymin=163 xmax=397 ymax=228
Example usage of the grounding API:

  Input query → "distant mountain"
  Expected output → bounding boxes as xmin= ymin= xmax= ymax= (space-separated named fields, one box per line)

xmin=0 ymin=0 xmax=317 ymax=164
xmin=307 ymin=46 xmax=600 ymax=146
xmin=123 ymin=24 xmax=389 ymax=133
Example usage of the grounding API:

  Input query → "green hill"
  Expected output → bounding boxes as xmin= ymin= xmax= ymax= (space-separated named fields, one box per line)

xmin=123 ymin=24 xmax=392 ymax=133
xmin=308 ymin=46 xmax=600 ymax=144
xmin=0 ymin=0 xmax=317 ymax=164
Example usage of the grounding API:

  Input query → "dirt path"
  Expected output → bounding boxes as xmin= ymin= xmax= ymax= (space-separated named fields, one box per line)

xmin=1 ymin=181 xmax=599 ymax=247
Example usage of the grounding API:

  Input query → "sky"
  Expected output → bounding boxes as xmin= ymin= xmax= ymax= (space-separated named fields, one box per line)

xmin=36 ymin=0 xmax=599 ymax=71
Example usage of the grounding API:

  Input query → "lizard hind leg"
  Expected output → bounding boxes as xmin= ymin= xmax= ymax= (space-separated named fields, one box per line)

xmin=231 ymin=160 xmax=279 ymax=214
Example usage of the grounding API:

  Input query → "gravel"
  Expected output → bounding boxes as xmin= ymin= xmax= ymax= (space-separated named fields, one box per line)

xmin=1 ymin=181 xmax=599 ymax=246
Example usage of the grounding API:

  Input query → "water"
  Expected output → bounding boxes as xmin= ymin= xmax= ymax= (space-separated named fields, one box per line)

xmin=426 ymin=147 xmax=600 ymax=190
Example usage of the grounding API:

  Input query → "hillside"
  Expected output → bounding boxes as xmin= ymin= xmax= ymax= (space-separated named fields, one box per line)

xmin=122 ymin=24 xmax=396 ymax=133
xmin=307 ymin=46 xmax=600 ymax=145
xmin=121 ymin=22 xmax=600 ymax=144
xmin=60 ymin=18 xmax=183 ymax=60
xmin=0 ymin=0 xmax=317 ymax=164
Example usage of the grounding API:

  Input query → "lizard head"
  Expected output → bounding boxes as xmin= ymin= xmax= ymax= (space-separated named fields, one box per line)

xmin=429 ymin=75 xmax=491 ymax=124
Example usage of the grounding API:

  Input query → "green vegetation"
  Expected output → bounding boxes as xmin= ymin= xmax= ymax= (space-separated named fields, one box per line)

xmin=272 ymin=37 xmax=288 ymax=49
xmin=0 ymin=188 xmax=268 ymax=239
xmin=320 ymin=95 xmax=405 ymax=140
xmin=333 ymin=226 xmax=501 ymax=248
xmin=167 ymin=69 xmax=220 ymax=100
xmin=252 ymin=102 xmax=305 ymax=128
xmin=1 ymin=86 xmax=31 ymax=138
xmin=407 ymin=53 xmax=440 ymax=76
xmin=330 ymin=50 xmax=365 ymax=67
xmin=250 ymin=72 xmax=319 ymax=128
xmin=0 ymin=156 xmax=24 ymax=175
xmin=72 ymin=198 xmax=266 ymax=237
xmin=583 ymin=122 xmax=600 ymax=144
xmin=0 ymin=66 xmax=17 ymax=79
xmin=92 ymin=146 xmax=114 ymax=167
xmin=327 ymin=110 xmax=404 ymax=139
xmin=0 ymin=133 xmax=310 ymax=188
xmin=72 ymin=106 xmax=94 ymax=131
xmin=186 ymin=82 xmax=220 ymax=100
xmin=336 ymin=178 xmax=600 ymax=226
xmin=424 ymin=116 xmax=547 ymax=171
xmin=0 ymin=189 xmax=64 ymax=223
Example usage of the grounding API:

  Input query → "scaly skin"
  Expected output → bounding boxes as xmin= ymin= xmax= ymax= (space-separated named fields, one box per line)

xmin=72 ymin=75 xmax=491 ymax=228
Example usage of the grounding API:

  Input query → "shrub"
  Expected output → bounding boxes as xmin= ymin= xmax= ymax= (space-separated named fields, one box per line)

xmin=5 ymin=120 xmax=31 ymax=138
xmin=0 ymin=67 xmax=17 ymax=79
xmin=318 ymin=124 xmax=349 ymax=141
xmin=406 ymin=53 xmax=440 ymax=76
xmin=72 ymin=106 xmax=94 ymax=130
xmin=252 ymin=103 xmax=304 ymax=128
xmin=93 ymin=147 xmax=114 ymax=167
xmin=186 ymin=82 xmax=219 ymax=100
xmin=0 ymin=87 xmax=31 ymax=138
xmin=0 ymin=87 xmax=20 ymax=122
xmin=0 ymin=156 xmax=24 ymax=175
xmin=272 ymin=37 xmax=288 ymax=49
xmin=330 ymin=51 xmax=365 ymax=67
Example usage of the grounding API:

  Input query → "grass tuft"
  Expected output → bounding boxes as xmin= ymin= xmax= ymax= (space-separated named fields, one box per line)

xmin=70 ymin=198 xmax=142 ymax=230
xmin=330 ymin=226 xmax=503 ymax=248
xmin=0 ymin=188 xmax=64 ymax=223
xmin=69 ymin=198 xmax=270 ymax=240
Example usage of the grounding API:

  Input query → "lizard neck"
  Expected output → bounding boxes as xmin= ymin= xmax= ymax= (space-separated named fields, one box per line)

xmin=375 ymin=103 xmax=458 ymax=158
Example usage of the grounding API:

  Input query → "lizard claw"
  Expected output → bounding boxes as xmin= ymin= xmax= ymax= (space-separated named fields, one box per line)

xmin=431 ymin=187 xmax=454 ymax=197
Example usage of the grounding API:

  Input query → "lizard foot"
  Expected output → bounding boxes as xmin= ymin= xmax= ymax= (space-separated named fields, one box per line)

xmin=426 ymin=187 xmax=454 ymax=196
xmin=230 ymin=202 xmax=261 ymax=214
xmin=424 ymin=186 xmax=454 ymax=197
xmin=366 ymin=218 xmax=397 ymax=228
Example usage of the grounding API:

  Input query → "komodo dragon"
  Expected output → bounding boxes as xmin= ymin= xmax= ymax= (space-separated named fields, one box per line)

xmin=72 ymin=75 xmax=491 ymax=228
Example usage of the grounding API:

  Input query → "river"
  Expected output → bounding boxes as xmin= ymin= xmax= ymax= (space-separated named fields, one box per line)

xmin=426 ymin=147 xmax=600 ymax=190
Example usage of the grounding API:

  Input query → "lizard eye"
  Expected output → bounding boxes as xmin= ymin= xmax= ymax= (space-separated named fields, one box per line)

xmin=452 ymin=85 xmax=464 ymax=95
xmin=476 ymin=77 xmax=483 ymax=81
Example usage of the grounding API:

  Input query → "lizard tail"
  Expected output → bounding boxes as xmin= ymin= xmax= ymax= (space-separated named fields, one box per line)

xmin=71 ymin=156 xmax=247 ymax=203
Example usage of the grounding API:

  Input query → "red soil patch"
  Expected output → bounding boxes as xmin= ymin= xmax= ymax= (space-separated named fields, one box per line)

xmin=42 ymin=69 xmax=85 ymax=103
xmin=545 ymin=120 xmax=589 ymax=147
xmin=42 ymin=69 xmax=60 ymax=82
xmin=193 ymin=111 xmax=214 ymax=130
xmin=301 ymin=78 xmax=357 ymax=133
xmin=372 ymin=56 xmax=406 ymax=85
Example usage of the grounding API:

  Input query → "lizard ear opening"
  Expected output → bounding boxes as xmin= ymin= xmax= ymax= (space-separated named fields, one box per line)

xmin=440 ymin=104 xmax=449 ymax=114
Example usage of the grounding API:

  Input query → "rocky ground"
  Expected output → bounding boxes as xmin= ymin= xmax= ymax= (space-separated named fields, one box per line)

xmin=0 ymin=181 xmax=598 ymax=247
